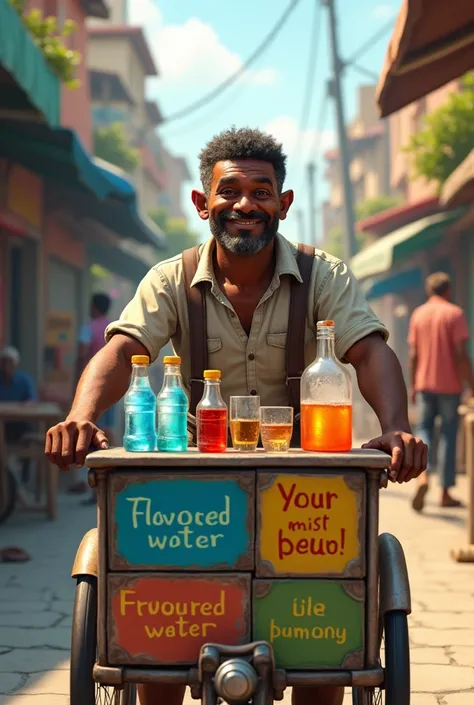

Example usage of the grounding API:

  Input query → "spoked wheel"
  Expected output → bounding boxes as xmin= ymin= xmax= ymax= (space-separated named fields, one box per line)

xmin=353 ymin=610 xmax=410 ymax=705
xmin=71 ymin=576 xmax=136 ymax=705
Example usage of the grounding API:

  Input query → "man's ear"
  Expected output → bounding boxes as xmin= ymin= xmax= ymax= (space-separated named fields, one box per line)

xmin=192 ymin=190 xmax=209 ymax=221
xmin=279 ymin=189 xmax=294 ymax=221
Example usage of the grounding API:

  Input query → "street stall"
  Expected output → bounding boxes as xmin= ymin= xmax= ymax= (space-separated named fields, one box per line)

xmin=70 ymin=447 xmax=412 ymax=705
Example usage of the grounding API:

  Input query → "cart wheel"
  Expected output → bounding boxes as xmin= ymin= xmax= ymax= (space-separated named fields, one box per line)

xmin=353 ymin=610 xmax=410 ymax=705
xmin=0 ymin=469 xmax=17 ymax=525
xmin=71 ymin=576 xmax=136 ymax=705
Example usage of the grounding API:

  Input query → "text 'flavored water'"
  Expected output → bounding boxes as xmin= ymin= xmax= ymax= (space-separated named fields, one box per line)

xmin=123 ymin=355 xmax=157 ymax=452
xmin=157 ymin=355 xmax=188 ymax=452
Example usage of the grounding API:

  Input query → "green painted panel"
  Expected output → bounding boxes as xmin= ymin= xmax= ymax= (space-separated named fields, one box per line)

xmin=253 ymin=580 xmax=364 ymax=669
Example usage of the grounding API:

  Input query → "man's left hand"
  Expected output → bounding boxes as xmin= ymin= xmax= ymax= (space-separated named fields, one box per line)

xmin=362 ymin=431 xmax=428 ymax=483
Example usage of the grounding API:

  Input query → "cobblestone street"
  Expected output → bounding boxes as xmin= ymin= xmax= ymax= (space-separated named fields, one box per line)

xmin=0 ymin=475 xmax=473 ymax=705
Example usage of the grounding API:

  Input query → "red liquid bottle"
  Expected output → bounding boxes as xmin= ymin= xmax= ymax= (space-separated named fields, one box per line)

xmin=197 ymin=370 xmax=228 ymax=453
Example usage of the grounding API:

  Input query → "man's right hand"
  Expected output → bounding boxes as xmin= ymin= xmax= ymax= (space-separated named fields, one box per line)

xmin=45 ymin=419 xmax=109 ymax=471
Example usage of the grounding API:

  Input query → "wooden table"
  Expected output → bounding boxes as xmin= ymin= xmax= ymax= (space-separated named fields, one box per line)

xmin=0 ymin=402 xmax=62 ymax=520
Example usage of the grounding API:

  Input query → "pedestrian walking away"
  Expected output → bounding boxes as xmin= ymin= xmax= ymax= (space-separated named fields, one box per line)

xmin=408 ymin=271 xmax=474 ymax=511
xmin=46 ymin=126 xmax=427 ymax=705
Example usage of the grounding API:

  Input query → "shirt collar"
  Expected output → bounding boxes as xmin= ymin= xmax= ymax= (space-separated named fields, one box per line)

xmin=190 ymin=232 xmax=303 ymax=288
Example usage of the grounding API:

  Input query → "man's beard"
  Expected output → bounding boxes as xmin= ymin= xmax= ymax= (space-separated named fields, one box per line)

xmin=209 ymin=210 xmax=278 ymax=255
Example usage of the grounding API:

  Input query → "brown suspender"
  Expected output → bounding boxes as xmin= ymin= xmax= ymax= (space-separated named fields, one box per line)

xmin=286 ymin=243 xmax=315 ymax=410
xmin=182 ymin=242 xmax=315 ymax=416
xmin=182 ymin=246 xmax=208 ymax=416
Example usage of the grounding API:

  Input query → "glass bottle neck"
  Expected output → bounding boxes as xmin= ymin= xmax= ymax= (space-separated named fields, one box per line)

xmin=163 ymin=364 xmax=183 ymax=388
xmin=201 ymin=380 xmax=225 ymax=407
xmin=316 ymin=332 xmax=336 ymax=360
xmin=131 ymin=364 xmax=151 ymax=386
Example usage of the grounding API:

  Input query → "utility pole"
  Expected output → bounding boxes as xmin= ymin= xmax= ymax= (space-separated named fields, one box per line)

xmin=296 ymin=208 xmax=306 ymax=244
xmin=307 ymin=162 xmax=316 ymax=244
xmin=322 ymin=0 xmax=357 ymax=261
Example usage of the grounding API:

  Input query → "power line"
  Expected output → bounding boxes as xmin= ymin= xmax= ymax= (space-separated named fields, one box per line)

xmin=293 ymin=0 xmax=322 ymax=164
xmin=160 ymin=0 xmax=303 ymax=126
xmin=348 ymin=62 xmax=379 ymax=82
xmin=346 ymin=17 xmax=395 ymax=64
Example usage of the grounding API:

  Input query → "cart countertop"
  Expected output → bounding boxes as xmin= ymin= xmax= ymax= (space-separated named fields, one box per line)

xmin=85 ymin=447 xmax=390 ymax=470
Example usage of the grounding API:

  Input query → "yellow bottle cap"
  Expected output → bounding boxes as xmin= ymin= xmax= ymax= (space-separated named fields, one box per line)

xmin=131 ymin=355 xmax=149 ymax=364
xmin=317 ymin=320 xmax=335 ymax=327
xmin=204 ymin=370 xmax=221 ymax=380
xmin=163 ymin=355 xmax=181 ymax=365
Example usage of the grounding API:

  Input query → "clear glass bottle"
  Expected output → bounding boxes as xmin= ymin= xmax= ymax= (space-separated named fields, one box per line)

xmin=300 ymin=320 xmax=352 ymax=452
xmin=123 ymin=355 xmax=157 ymax=452
xmin=197 ymin=370 xmax=228 ymax=453
xmin=156 ymin=355 xmax=188 ymax=452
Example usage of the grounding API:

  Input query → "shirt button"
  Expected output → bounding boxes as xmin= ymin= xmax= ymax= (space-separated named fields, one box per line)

xmin=250 ymin=389 xmax=257 ymax=395
xmin=248 ymin=353 xmax=255 ymax=361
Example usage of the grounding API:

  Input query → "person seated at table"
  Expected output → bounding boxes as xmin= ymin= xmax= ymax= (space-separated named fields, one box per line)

xmin=0 ymin=346 xmax=37 ymax=484
xmin=46 ymin=127 xmax=427 ymax=705
xmin=0 ymin=346 xmax=37 ymax=441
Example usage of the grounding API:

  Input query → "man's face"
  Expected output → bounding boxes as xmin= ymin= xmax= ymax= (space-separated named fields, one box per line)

xmin=0 ymin=357 xmax=15 ymax=381
xmin=193 ymin=159 xmax=293 ymax=255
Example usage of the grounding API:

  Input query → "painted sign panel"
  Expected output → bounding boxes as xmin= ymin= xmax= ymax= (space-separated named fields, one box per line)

xmin=108 ymin=472 xmax=255 ymax=571
xmin=108 ymin=573 xmax=251 ymax=665
xmin=257 ymin=473 xmax=365 ymax=578
xmin=253 ymin=579 xmax=364 ymax=669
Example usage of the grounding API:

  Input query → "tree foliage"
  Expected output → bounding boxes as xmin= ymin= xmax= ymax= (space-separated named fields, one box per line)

xmin=9 ymin=0 xmax=80 ymax=88
xmin=93 ymin=123 xmax=141 ymax=173
xmin=355 ymin=194 xmax=401 ymax=220
xmin=324 ymin=226 xmax=368 ymax=260
xmin=149 ymin=207 xmax=199 ymax=260
xmin=404 ymin=72 xmax=474 ymax=187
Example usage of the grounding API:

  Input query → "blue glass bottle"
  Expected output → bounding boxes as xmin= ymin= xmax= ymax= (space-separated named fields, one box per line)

xmin=157 ymin=355 xmax=188 ymax=452
xmin=123 ymin=355 xmax=157 ymax=452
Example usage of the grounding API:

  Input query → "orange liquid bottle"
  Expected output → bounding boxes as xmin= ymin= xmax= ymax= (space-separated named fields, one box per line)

xmin=300 ymin=320 xmax=352 ymax=452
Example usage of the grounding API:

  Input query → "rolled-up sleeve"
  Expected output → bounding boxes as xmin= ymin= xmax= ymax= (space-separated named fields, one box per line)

xmin=105 ymin=266 xmax=178 ymax=362
xmin=316 ymin=260 xmax=389 ymax=362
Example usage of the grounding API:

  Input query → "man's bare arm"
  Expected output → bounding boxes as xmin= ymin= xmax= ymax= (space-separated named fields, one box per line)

xmin=455 ymin=340 xmax=474 ymax=395
xmin=408 ymin=344 xmax=418 ymax=404
xmin=345 ymin=332 xmax=427 ymax=482
xmin=46 ymin=334 xmax=149 ymax=469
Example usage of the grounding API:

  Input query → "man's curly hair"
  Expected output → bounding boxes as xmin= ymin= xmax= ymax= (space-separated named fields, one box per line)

xmin=199 ymin=126 xmax=287 ymax=194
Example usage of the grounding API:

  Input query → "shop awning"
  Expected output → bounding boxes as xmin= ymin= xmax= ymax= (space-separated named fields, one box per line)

xmin=377 ymin=0 xmax=474 ymax=117
xmin=364 ymin=267 xmax=423 ymax=301
xmin=87 ymin=240 xmax=149 ymax=284
xmin=0 ymin=120 xmax=165 ymax=248
xmin=440 ymin=149 xmax=474 ymax=208
xmin=0 ymin=0 xmax=60 ymax=126
xmin=350 ymin=211 xmax=460 ymax=280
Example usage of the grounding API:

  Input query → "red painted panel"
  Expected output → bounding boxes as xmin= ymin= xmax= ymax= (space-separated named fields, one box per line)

xmin=108 ymin=573 xmax=251 ymax=665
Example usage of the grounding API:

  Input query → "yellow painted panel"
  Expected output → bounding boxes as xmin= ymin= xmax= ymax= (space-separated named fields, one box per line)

xmin=258 ymin=474 xmax=364 ymax=577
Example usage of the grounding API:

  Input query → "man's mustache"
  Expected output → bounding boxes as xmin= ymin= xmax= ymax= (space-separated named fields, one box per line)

xmin=220 ymin=210 xmax=269 ymax=223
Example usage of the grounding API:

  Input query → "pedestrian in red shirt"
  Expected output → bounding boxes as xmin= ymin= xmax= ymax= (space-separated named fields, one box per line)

xmin=408 ymin=272 xmax=474 ymax=511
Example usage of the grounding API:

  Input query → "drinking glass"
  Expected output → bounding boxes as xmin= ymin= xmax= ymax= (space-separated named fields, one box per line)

xmin=230 ymin=396 xmax=260 ymax=451
xmin=260 ymin=407 xmax=294 ymax=453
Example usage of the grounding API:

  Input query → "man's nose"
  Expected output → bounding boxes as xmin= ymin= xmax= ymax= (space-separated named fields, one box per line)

xmin=233 ymin=195 xmax=255 ymax=213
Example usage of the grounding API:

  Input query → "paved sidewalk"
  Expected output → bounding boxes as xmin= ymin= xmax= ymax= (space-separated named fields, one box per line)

xmin=0 ymin=477 xmax=473 ymax=704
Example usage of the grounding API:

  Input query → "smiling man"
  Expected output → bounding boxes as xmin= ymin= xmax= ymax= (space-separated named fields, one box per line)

xmin=46 ymin=127 xmax=426 ymax=705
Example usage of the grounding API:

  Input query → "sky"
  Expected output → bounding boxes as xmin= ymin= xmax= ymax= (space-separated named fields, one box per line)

xmin=127 ymin=0 xmax=399 ymax=245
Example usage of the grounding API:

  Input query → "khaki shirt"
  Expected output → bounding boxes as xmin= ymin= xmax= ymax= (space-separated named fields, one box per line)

xmin=105 ymin=233 xmax=388 ymax=407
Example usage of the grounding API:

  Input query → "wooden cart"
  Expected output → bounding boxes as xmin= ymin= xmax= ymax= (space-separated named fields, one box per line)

xmin=71 ymin=448 xmax=411 ymax=705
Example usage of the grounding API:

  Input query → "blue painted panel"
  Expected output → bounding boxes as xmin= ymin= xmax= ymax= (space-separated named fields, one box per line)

xmin=110 ymin=474 xmax=254 ymax=571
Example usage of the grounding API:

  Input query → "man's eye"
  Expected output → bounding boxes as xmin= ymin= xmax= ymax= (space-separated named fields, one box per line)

xmin=255 ymin=190 xmax=270 ymax=197
xmin=220 ymin=188 xmax=236 ymax=196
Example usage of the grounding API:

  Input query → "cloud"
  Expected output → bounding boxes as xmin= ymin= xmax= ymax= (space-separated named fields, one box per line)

xmin=371 ymin=4 xmax=397 ymax=20
xmin=129 ymin=0 xmax=278 ymax=87
xmin=264 ymin=116 xmax=335 ymax=162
